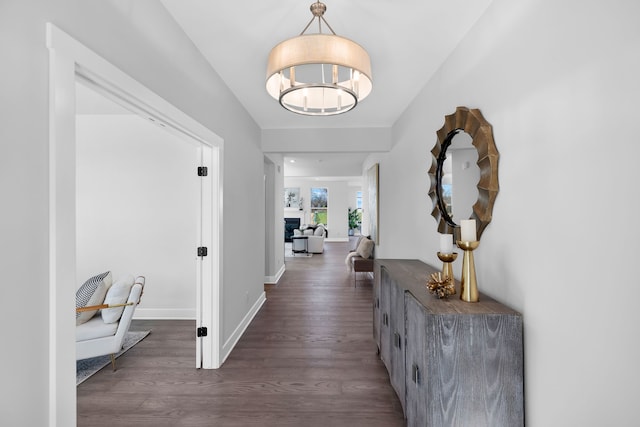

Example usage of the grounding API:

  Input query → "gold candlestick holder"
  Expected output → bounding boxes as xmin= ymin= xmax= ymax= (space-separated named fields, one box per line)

xmin=456 ymin=240 xmax=480 ymax=302
xmin=436 ymin=252 xmax=458 ymax=295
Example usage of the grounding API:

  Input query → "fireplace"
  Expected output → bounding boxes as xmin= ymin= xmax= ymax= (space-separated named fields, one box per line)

xmin=284 ymin=218 xmax=301 ymax=242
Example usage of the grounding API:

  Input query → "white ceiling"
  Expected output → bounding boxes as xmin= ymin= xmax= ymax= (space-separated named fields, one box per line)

xmin=283 ymin=152 xmax=370 ymax=180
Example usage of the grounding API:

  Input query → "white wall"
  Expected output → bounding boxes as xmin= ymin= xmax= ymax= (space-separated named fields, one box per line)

xmin=1 ymin=1 xmax=263 ymax=425
xmin=378 ymin=0 xmax=640 ymax=425
xmin=264 ymin=154 xmax=285 ymax=283
xmin=264 ymin=158 xmax=275 ymax=278
xmin=346 ymin=182 xmax=363 ymax=234
xmin=346 ymin=184 xmax=361 ymax=212
xmin=77 ymin=114 xmax=198 ymax=318
xmin=263 ymin=127 xmax=392 ymax=153
xmin=284 ymin=178 xmax=350 ymax=241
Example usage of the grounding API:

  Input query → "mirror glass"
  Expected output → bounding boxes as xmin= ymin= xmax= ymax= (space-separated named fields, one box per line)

xmin=429 ymin=106 xmax=499 ymax=241
xmin=440 ymin=131 xmax=479 ymax=225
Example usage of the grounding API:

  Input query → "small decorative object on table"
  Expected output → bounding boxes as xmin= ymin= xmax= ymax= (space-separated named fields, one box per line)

xmin=426 ymin=272 xmax=455 ymax=299
xmin=437 ymin=252 xmax=457 ymax=294
xmin=457 ymin=219 xmax=480 ymax=303
xmin=437 ymin=233 xmax=457 ymax=294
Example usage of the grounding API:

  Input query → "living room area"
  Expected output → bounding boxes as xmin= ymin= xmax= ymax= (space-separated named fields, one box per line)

xmin=283 ymin=177 xmax=362 ymax=250
xmin=264 ymin=151 xmax=378 ymax=285
xmin=278 ymin=160 xmax=376 ymax=288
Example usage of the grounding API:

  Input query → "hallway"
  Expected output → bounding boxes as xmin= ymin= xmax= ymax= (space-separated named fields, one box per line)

xmin=77 ymin=240 xmax=405 ymax=426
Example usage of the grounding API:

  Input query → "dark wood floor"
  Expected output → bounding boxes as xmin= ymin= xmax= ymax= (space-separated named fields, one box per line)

xmin=77 ymin=240 xmax=404 ymax=426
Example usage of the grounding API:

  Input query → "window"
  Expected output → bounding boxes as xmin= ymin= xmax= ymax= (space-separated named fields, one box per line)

xmin=356 ymin=191 xmax=362 ymax=209
xmin=310 ymin=187 xmax=328 ymax=225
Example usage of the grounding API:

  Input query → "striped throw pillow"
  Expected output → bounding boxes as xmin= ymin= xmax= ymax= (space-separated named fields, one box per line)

xmin=76 ymin=271 xmax=112 ymax=325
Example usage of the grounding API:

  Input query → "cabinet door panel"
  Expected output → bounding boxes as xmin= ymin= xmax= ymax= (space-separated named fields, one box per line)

xmin=379 ymin=268 xmax=392 ymax=372
xmin=405 ymin=294 xmax=428 ymax=427
xmin=427 ymin=314 xmax=524 ymax=426
xmin=373 ymin=265 xmax=381 ymax=351
xmin=389 ymin=277 xmax=406 ymax=412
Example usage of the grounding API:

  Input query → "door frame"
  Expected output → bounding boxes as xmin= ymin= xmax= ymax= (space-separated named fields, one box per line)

xmin=47 ymin=23 xmax=223 ymax=427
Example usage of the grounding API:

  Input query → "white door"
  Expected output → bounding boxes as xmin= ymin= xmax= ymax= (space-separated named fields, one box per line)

xmin=196 ymin=144 xmax=216 ymax=368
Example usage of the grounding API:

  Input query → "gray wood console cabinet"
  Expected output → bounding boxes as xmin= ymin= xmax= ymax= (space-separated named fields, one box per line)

xmin=374 ymin=259 xmax=524 ymax=427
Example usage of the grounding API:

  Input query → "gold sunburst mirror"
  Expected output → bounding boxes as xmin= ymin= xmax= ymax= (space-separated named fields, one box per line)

xmin=428 ymin=107 xmax=499 ymax=241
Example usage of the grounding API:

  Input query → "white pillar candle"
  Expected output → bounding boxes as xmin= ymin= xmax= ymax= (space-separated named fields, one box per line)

xmin=439 ymin=233 xmax=453 ymax=254
xmin=460 ymin=219 xmax=477 ymax=242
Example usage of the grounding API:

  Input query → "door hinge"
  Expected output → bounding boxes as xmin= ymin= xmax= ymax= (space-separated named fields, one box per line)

xmin=197 ymin=166 xmax=208 ymax=177
xmin=197 ymin=246 xmax=208 ymax=257
xmin=197 ymin=326 xmax=208 ymax=337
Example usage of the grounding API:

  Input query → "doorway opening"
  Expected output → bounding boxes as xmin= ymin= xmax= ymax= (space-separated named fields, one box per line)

xmin=75 ymin=79 xmax=204 ymax=358
xmin=48 ymin=24 xmax=223 ymax=426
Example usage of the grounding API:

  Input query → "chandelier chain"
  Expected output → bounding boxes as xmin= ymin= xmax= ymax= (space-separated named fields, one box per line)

xmin=299 ymin=2 xmax=336 ymax=36
xmin=299 ymin=16 xmax=316 ymax=35
xmin=320 ymin=16 xmax=336 ymax=35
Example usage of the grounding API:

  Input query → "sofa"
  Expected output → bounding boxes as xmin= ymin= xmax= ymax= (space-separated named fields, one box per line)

xmin=345 ymin=236 xmax=375 ymax=286
xmin=76 ymin=273 xmax=145 ymax=370
xmin=293 ymin=223 xmax=327 ymax=253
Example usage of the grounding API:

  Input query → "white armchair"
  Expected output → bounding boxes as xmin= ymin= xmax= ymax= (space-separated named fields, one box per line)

xmin=306 ymin=234 xmax=325 ymax=253
xmin=293 ymin=224 xmax=326 ymax=253
xmin=76 ymin=276 xmax=145 ymax=370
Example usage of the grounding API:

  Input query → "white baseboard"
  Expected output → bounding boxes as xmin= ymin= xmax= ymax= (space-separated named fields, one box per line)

xmin=325 ymin=237 xmax=349 ymax=242
xmin=264 ymin=263 xmax=286 ymax=284
xmin=220 ymin=291 xmax=267 ymax=365
xmin=134 ymin=308 xmax=195 ymax=320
